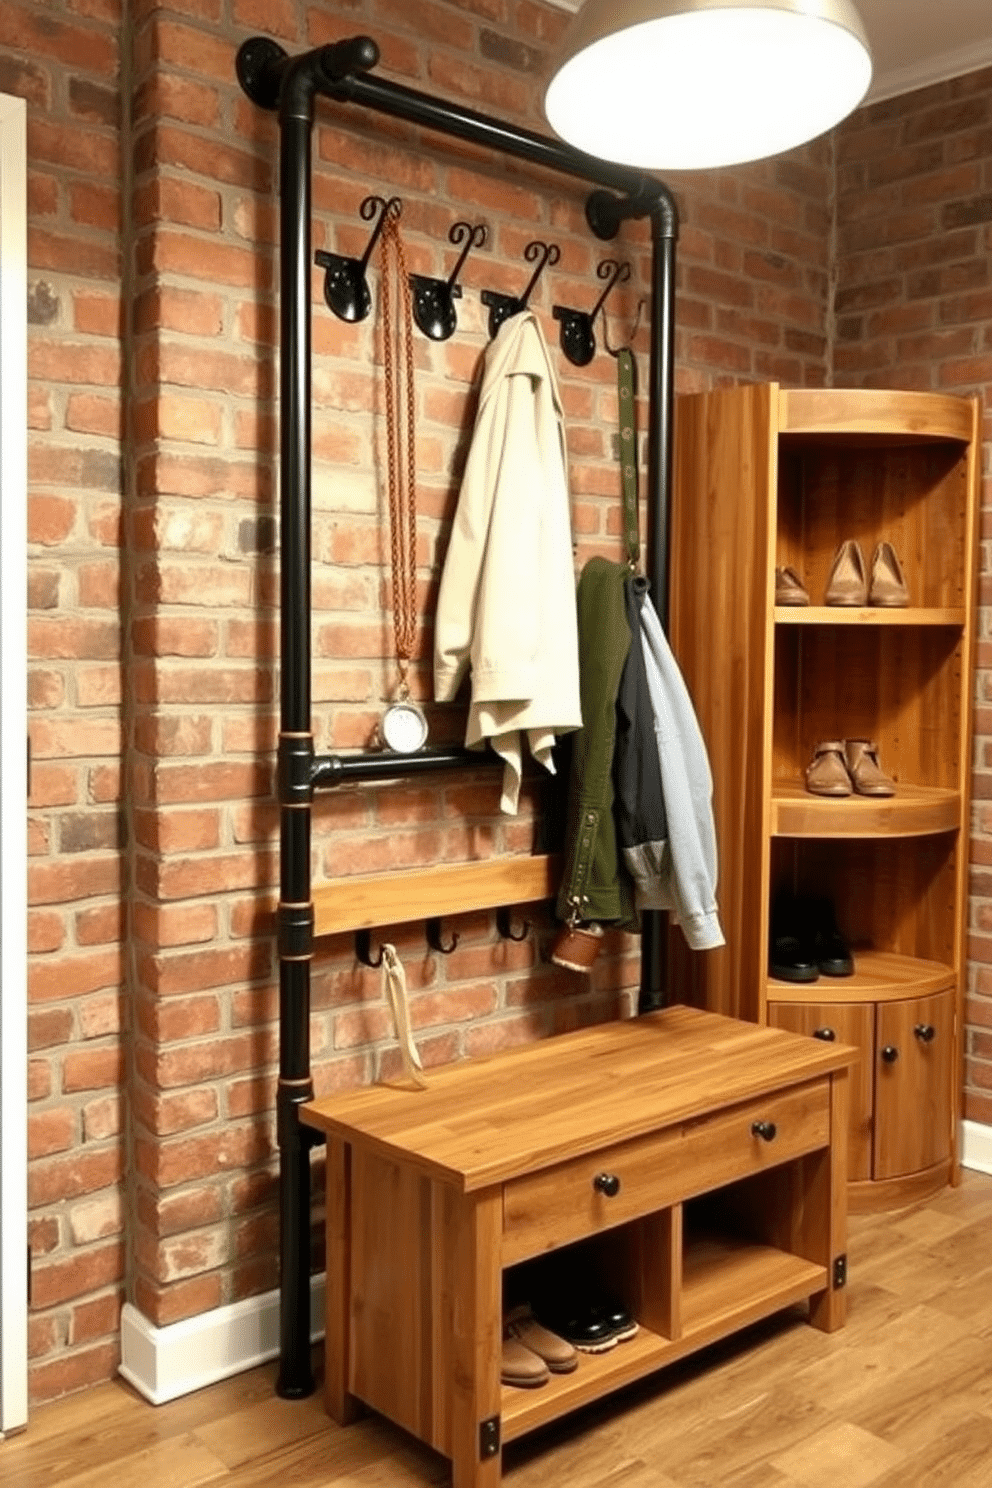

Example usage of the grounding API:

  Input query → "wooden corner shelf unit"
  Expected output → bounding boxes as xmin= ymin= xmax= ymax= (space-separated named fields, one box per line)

xmin=302 ymin=1005 xmax=855 ymax=1488
xmin=667 ymin=384 xmax=980 ymax=1213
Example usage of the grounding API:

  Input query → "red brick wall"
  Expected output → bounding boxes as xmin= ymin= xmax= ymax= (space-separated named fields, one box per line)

xmin=11 ymin=0 xmax=833 ymax=1403
xmin=833 ymin=67 xmax=992 ymax=1129
xmin=6 ymin=0 xmax=127 ymax=1402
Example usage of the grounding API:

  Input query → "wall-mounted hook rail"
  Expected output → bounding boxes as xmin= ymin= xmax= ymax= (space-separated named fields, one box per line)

xmin=355 ymin=929 xmax=385 ymax=967
xmin=496 ymin=906 xmax=530 ymax=942
xmin=481 ymin=239 xmax=561 ymax=339
xmin=411 ymin=220 xmax=487 ymax=341
xmin=315 ymin=194 xmax=402 ymax=323
xmin=553 ymin=259 xmax=631 ymax=367
xmin=425 ymin=917 xmax=459 ymax=954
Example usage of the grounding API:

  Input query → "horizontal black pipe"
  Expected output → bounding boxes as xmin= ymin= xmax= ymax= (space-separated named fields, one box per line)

xmin=311 ymin=746 xmax=501 ymax=790
xmin=325 ymin=65 xmax=672 ymax=218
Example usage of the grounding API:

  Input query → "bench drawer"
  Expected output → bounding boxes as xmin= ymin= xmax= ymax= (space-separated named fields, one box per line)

xmin=502 ymin=1079 xmax=830 ymax=1265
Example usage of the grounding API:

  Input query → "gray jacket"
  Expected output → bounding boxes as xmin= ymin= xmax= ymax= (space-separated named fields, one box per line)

xmin=625 ymin=592 xmax=724 ymax=951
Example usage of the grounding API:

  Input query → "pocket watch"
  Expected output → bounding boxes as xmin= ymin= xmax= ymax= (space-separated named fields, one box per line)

xmin=381 ymin=695 xmax=429 ymax=754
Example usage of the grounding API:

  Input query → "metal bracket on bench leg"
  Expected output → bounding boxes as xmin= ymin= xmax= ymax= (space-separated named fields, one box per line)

xmin=479 ymin=1416 xmax=500 ymax=1459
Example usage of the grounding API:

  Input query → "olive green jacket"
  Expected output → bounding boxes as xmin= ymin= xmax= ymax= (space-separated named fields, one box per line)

xmin=555 ymin=556 xmax=638 ymax=928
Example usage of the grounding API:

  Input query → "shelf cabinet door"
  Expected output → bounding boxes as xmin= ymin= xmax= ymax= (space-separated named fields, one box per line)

xmin=767 ymin=1001 xmax=874 ymax=1181
xmin=873 ymin=990 xmax=953 ymax=1180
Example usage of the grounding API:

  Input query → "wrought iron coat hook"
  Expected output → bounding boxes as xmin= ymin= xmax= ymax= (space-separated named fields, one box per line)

xmin=496 ymin=906 xmax=530 ymax=942
xmin=315 ymin=194 xmax=402 ymax=323
xmin=355 ymin=928 xmax=385 ymax=968
xmin=411 ymin=221 xmax=488 ymax=341
xmin=425 ymin=917 xmax=459 ymax=955
xmin=554 ymin=259 xmax=632 ymax=367
xmin=481 ymin=239 xmax=561 ymax=339
xmin=601 ymin=287 xmax=646 ymax=358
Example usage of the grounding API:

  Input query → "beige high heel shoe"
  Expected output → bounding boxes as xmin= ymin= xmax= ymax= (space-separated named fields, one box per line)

xmin=868 ymin=541 xmax=909 ymax=607
xmin=824 ymin=540 xmax=867 ymax=606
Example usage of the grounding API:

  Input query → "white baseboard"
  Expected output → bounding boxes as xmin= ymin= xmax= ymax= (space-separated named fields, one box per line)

xmin=962 ymin=1119 xmax=992 ymax=1176
xmin=119 ymin=1275 xmax=325 ymax=1406
xmin=122 ymin=1121 xmax=992 ymax=1405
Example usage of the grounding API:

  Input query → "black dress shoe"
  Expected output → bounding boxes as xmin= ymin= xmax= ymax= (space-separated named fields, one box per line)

xmin=769 ymin=931 xmax=819 ymax=982
xmin=596 ymin=1297 xmax=638 ymax=1343
xmin=809 ymin=896 xmax=853 ymax=976
xmin=536 ymin=1301 xmax=618 ymax=1353
xmin=769 ymin=892 xmax=819 ymax=982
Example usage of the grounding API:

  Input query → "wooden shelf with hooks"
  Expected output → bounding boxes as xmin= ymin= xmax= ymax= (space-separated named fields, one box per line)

xmin=312 ymin=853 xmax=561 ymax=939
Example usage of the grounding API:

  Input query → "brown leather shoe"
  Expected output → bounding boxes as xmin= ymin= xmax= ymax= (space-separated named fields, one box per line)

xmin=505 ymin=1305 xmax=578 ymax=1374
xmin=824 ymin=540 xmax=867 ymax=606
xmin=775 ymin=565 xmax=809 ymax=605
xmin=805 ymin=741 xmax=852 ymax=797
xmin=868 ymin=541 xmax=909 ymax=607
xmin=844 ymin=738 xmax=895 ymax=796
xmin=501 ymin=1334 xmax=549 ymax=1388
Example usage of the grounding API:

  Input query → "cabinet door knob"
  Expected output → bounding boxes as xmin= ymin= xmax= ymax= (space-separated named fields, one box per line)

xmin=593 ymin=1172 xmax=620 ymax=1197
xmin=751 ymin=1120 xmax=777 ymax=1142
xmin=914 ymin=1023 xmax=936 ymax=1043
xmin=881 ymin=1045 xmax=899 ymax=1063
xmin=813 ymin=1027 xmax=836 ymax=1041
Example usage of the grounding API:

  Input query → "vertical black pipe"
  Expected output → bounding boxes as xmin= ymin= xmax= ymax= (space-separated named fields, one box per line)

xmin=639 ymin=198 xmax=679 ymax=1016
xmin=275 ymin=81 xmax=316 ymax=1400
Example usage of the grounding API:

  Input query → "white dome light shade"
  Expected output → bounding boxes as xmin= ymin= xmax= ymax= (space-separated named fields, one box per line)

xmin=544 ymin=0 xmax=872 ymax=171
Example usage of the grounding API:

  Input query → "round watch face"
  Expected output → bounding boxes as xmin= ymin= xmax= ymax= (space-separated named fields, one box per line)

xmin=381 ymin=701 xmax=429 ymax=755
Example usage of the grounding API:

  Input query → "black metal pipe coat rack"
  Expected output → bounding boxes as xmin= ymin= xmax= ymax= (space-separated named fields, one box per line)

xmin=235 ymin=31 xmax=679 ymax=1402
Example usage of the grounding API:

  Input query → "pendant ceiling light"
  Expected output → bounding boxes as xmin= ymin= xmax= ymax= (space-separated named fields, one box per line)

xmin=544 ymin=0 xmax=872 ymax=171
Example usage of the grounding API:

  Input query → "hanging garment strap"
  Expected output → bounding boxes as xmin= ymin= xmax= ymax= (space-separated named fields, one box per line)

xmin=381 ymin=943 xmax=427 ymax=1089
xmin=617 ymin=346 xmax=640 ymax=570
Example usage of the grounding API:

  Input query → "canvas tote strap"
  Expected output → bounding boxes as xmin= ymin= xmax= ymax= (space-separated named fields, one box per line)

xmin=381 ymin=943 xmax=427 ymax=1089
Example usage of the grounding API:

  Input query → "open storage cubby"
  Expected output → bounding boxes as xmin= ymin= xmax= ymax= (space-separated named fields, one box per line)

xmin=667 ymin=385 xmax=979 ymax=1212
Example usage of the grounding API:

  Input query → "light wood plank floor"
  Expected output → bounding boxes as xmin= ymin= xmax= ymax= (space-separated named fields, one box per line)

xmin=2 ymin=1171 xmax=991 ymax=1488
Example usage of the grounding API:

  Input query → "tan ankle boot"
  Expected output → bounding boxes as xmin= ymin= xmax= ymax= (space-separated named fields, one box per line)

xmin=844 ymin=738 xmax=895 ymax=796
xmin=805 ymin=741 xmax=852 ymax=797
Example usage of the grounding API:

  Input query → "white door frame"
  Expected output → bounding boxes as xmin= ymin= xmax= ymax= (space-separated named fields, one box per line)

xmin=0 ymin=90 xmax=28 ymax=1436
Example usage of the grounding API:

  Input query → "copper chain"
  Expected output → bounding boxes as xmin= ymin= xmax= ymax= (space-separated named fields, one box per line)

xmin=378 ymin=208 xmax=417 ymax=696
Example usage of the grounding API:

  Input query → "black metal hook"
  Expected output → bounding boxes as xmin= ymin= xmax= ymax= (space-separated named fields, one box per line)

xmin=425 ymin=917 xmax=459 ymax=955
xmin=496 ymin=907 xmax=530 ymax=942
xmin=355 ymin=928 xmax=385 ymax=968
xmin=481 ymin=239 xmax=561 ymax=339
xmin=411 ymin=221 xmax=487 ymax=341
xmin=315 ymin=194 xmax=402 ymax=323
xmin=553 ymin=260 xmax=632 ymax=367
xmin=602 ymin=291 xmax=646 ymax=359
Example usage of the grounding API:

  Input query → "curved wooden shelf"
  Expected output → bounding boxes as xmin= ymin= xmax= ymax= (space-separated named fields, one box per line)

xmin=779 ymin=388 xmax=974 ymax=444
xmin=312 ymin=852 xmax=560 ymax=938
xmin=766 ymin=949 xmax=956 ymax=1007
xmin=770 ymin=782 xmax=960 ymax=838
xmin=775 ymin=606 xmax=966 ymax=627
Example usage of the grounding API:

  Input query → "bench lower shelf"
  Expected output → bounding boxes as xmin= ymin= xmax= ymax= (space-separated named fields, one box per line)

xmin=501 ymin=1235 xmax=826 ymax=1442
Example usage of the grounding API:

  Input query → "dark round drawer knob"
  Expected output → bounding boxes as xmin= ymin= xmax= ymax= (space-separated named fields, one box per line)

xmin=751 ymin=1120 xmax=777 ymax=1142
xmin=813 ymin=1027 xmax=836 ymax=1041
xmin=914 ymin=1023 xmax=936 ymax=1043
xmin=881 ymin=1045 xmax=899 ymax=1063
xmin=593 ymin=1172 xmax=620 ymax=1197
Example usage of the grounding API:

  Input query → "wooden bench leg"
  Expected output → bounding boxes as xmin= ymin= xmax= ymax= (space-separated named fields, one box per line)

xmin=809 ymin=1068 xmax=849 ymax=1334
xmin=448 ymin=1189 xmax=503 ymax=1488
